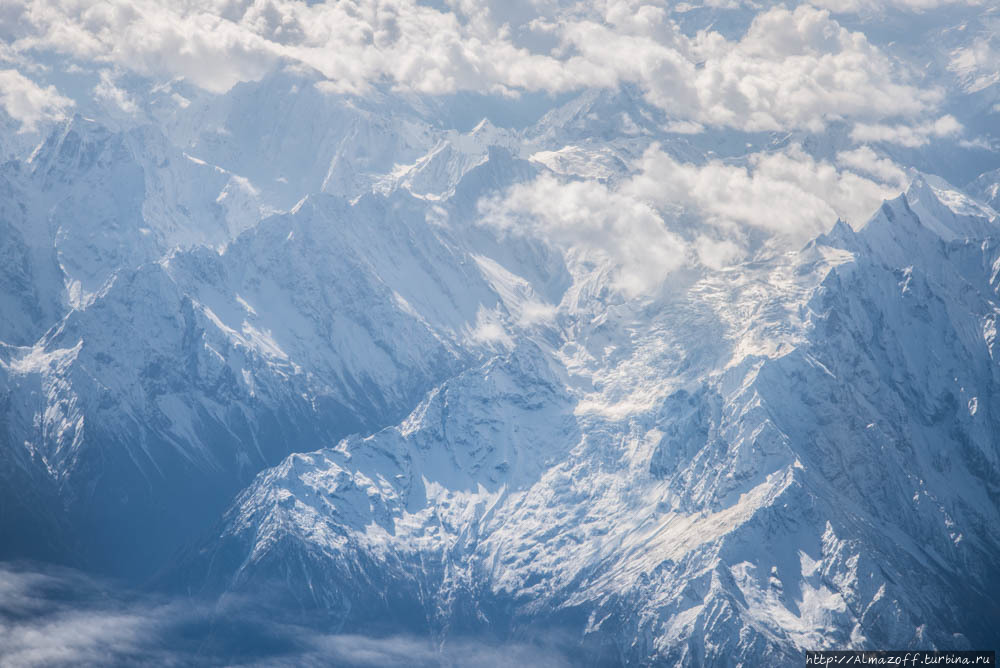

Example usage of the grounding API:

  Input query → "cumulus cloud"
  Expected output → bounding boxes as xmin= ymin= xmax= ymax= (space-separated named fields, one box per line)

xmin=835 ymin=146 xmax=908 ymax=186
xmin=8 ymin=0 xmax=555 ymax=94
xmin=850 ymin=115 xmax=963 ymax=147
xmin=483 ymin=143 xmax=904 ymax=294
xmin=0 ymin=68 xmax=73 ymax=130
xmin=810 ymin=0 xmax=978 ymax=12
xmin=531 ymin=3 xmax=945 ymax=132
xmin=480 ymin=171 xmax=690 ymax=297
xmin=5 ymin=1 xmax=946 ymax=135
xmin=627 ymin=144 xmax=901 ymax=240
xmin=693 ymin=5 xmax=939 ymax=131
xmin=7 ymin=1 xmax=278 ymax=93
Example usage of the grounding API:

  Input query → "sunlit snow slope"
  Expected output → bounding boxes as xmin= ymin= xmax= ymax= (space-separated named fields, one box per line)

xmin=1 ymin=1 xmax=999 ymax=665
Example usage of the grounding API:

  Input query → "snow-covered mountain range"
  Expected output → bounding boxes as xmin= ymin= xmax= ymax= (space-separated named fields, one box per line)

xmin=1 ymin=0 xmax=999 ymax=665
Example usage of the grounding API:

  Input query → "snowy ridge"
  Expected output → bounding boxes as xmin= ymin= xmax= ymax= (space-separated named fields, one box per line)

xmin=176 ymin=179 xmax=1000 ymax=663
xmin=1 ymin=12 xmax=1000 ymax=660
xmin=0 ymin=170 xmax=526 ymax=575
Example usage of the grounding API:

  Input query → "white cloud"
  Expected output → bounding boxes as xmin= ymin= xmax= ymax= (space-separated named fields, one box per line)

xmin=0 ymin=68 xmax=73 ymax=130
xmin=6 ymin=1 xmax=947 ymax=136
xmin=539 ymin=4 xmax=942 ymax=133
xmin=627 ymin=144 xmax=901 ymax=240
xmin=811 ymin=0 xmax=978 ymax=12
xmin=688 ymin=5 xmax=940 ymax=132
xmin=11 ymin=1 xmax=279 ymax=93
xmin=0 ymin=567 xmax=160 ymax=666
xmin=480 ymin=170 xmax=690 ymax=297
xmin=850 ymin=115 xmax=963 ymax=147
xmin=94 ymin=70 xmax=139 ymax=114
xmin=664 ymin=119 xmax=705 ymax=134
xmin=835 ymin=146 xmax=908 ymax=187
xmin=482 ymin=143 xmax=903 ymax=294
xmin=694 ymin=235 xmax=744 ymax=270
xmin=958 ymin=136 xmax=995 ymax=151
xmin=469 ymin=305 xmax=515 ymax=348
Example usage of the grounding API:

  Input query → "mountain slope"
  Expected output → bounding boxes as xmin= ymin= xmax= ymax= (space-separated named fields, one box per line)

xmin=179 ymin=181 xmax=1000 ymax=664
xmin=0 ymin=179 xmax=519 ymax=576
xmin=2 ymin=13 xmax=1000 ymax=661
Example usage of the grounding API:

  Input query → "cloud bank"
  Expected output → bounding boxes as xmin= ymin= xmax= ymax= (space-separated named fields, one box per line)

xmin=484 ymin=143 xmax=907 ymax=294
xmin=2 ymin=1 xmax=950 ymax=136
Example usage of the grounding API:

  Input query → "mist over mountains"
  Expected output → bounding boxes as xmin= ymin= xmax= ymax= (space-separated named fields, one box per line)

xmin=1 ymin=1 xmax=999 ymax=665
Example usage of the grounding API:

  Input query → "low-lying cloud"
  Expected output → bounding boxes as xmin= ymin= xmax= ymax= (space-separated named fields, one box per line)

xmin=0 ymin=563 xmax=574 ymax=668
xmin=480 ymin=170 xmax=689 ymax=297
xmin=482 ymin=143 xmax=906 ymax=295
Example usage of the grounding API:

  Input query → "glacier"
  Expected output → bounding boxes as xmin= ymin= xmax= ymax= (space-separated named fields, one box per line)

xmin=172 ymin=179 xmax=1000 ymax=665
xmin=1 ymin=1 xmax=999 ymax=665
